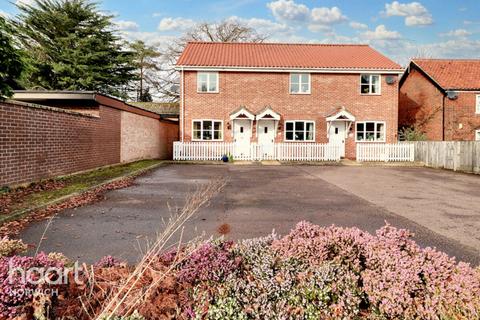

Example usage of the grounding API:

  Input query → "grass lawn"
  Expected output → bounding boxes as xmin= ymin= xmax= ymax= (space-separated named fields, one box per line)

xmin=0 ymin=159 xmax=161 ymax=216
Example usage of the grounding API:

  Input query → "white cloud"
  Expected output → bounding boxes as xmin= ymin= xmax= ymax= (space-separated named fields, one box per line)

xmin=114 ymin=20 xmax=139 ymax=31
xmin=227 ymin=16 xmax=295 ymax=37
xmin=267 ymin=0 xmax=347 ymax=33
xmin=310 ymin=7 xmax=347 ymax=25
xmin=349 ymin=21 xmax=368 ymax=30
xmin=440 ymin=28 xmax=472 ymax=38
xmin=385 ymin=1 xmax=433 ymax=26
xmin=157 ymin=17 xmax=196 ymax=32
xmin=15 ymin=0 xmax=36 ymax=6
xmin=0 ymin=10 xmax=10 ymax=18
xmin=361 ymin=25 xmax=402 ymax=40
xmin=267 ymin=0 xmax=310 ymax=23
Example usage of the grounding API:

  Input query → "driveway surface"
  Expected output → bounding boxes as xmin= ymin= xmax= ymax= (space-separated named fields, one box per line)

xmin=20 ymin=164 xmax=480 ymax=264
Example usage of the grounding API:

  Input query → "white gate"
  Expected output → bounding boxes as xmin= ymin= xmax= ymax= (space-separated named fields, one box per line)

xmin=356 ymin=143 xmax=414 ymax=162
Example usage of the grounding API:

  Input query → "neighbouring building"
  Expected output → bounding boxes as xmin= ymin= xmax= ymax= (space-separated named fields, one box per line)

xmin=1 ymin=91 xmax=178 ymax=186
xmin=175 ymin=42 xmax=403 ymax=158
xmin=399 ymin=59 xmax=480 ymax=141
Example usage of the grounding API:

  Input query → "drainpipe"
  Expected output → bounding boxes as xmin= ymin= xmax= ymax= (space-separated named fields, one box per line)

xmin=181 ymin=66 xmax=185 ymax=142
xmin=442 ymin=93 xmax=446 ymax=141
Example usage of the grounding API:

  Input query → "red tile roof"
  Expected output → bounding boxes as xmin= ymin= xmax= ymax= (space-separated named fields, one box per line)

xmin=413 ymin=59 xmax=480 ymax=90
xmin=176 ymin=42 xmax=402 ymax=71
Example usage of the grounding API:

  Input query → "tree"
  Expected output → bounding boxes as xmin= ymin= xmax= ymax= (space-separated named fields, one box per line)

xmin=129 ymin=40 xmax=161 ymax=102
xmin=154 ymin=20 xmax=268 ymax=101
xmin=0 ymin=16 xmax=24 ymax=99
xmin=13 ymin=0 xmax=135 ymax=98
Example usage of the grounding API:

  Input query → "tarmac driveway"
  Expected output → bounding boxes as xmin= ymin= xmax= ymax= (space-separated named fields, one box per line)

xmin=20 ymin=164 xmax=480 ymax=264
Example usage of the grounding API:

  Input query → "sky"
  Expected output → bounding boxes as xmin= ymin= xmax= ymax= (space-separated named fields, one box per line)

xmin=1 ymin=0 xmax=480 ymax=65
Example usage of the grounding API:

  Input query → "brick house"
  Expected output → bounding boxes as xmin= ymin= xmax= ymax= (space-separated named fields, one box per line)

xmin=175 ymin=42 xmax=403 ymax=159
xmin=399 ymin=59 xmax=480 ymax=141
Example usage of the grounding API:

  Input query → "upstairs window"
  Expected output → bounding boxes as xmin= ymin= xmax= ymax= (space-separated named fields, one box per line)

xmin=197 ymin=72 xmax=218 ymax=93
xmin=476 ymin=129 xmax=480 ymax=141
xmin=290 ymin=73 xmax=311 ymax=94
xmin=285 ymin=121 xmax=315 ymax=141
xmin=360 ymin=74 xmax=380 ymax=95
xmin=356 ymin=121 xmax=385 ymax=142
xmin=192 ymin=120 xmax=223 ymax=140
xmin=476 ymin=94 xmax=480 ymax=114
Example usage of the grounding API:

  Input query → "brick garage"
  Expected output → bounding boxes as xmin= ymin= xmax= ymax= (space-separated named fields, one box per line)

xmin=0 ymin=96 xmax=178 ymax=187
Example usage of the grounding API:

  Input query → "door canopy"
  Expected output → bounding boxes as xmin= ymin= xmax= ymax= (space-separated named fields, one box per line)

xmin=230 ymin=106 xmax=255 ymax=120
xmin=326 ymin=107 xmax=356 ymax=122
xmin=256 ymin=107 xmax=281 ymax=121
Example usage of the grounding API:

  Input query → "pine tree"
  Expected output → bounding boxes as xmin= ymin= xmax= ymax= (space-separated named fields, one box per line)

xmin=129 ymin=40 xmax=160 ymax=102
xmin=0 ymin=16 xmax=24 ymax=99
xmin=13 ymin=0 xmax=135 ymax=98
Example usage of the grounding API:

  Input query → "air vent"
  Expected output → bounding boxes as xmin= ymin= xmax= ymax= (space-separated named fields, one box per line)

xmin=385 ymin=76 xmax=396 ymax=85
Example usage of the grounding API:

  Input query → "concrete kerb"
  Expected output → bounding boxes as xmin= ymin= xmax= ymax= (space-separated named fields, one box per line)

xmin=0 ymin=162 xmax=165 ymax=225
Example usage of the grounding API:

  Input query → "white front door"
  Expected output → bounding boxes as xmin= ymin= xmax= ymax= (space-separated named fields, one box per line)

xmin=257 ymin=120 xmax=276 ymax=157
xmin=328 ymin=121 xmax=346 ymax=157
xmin=233 ymin=119 xmax=251 ymax=158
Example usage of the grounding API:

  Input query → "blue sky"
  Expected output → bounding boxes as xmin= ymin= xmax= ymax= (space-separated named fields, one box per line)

xmin=2 ymin=0 xmax=479 ymax=65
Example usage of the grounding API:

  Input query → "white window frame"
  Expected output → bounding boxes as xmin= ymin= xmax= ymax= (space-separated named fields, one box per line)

xmin=192 ymin=119 xmax=223 ymax=141
xmin=284 ymin=120 xmax=315 ymax=142
xmin=355 ymin=121 xmax=386 ymax=142
xmin=476 ymin=94 xmax=480 ymax=114
xmin=475 ymin=129 xmax=480 ymax=141
xmin=360 ymin=74 xmax=381 ymax=95
xmin=197 ymin=72 xmax=219 ymax=93
xmin=289 ymin=73 xmax=311 ymax=94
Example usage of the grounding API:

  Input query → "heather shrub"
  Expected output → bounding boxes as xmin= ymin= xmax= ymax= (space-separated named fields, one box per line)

xmin=272 ymin=221 xmax=369 ymax=272
xmin=188 ymin=235 xmax=363 ymax=319
xmin=0 ymin=252 xmax=64 ymax=318
xmin=95 ymin=255 xmax=123 ymax=268
xmin=0 ymin=237 xmax=28 ymax=258
xmin=177 ymin=240 xmax=241 ymax=283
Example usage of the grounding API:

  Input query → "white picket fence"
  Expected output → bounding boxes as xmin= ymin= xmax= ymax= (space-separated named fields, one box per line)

xmin=356 ymin=143 xmax=415 ymax=162
xmin=173 ymin=141 xmax=341 ymax=161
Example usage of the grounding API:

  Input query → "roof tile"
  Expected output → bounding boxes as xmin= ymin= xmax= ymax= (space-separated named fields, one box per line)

xmin=176 ymin=42 xmax=402 ymax=70
xmin=413 ymin=59 xmax=480 ymax=90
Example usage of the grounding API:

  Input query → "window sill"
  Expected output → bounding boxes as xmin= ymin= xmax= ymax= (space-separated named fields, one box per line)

xmin=355 ymin=140 xmax=386 ymax=143
xmin=196 ymin=91 xmax=219 ymax=94
xmin=289 ymin=92 xmax=311 ymax=95
xmin=360 ymin=93 xmax=382 ymax=96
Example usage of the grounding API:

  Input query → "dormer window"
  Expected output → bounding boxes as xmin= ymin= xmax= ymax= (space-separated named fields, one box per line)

xmin=290 ymin=73 xmax=310 ymax=94
xmin=197 ymin=72 xmax=218 ymax=93
xmin=360 ymin=74 xmax=381 ymax=95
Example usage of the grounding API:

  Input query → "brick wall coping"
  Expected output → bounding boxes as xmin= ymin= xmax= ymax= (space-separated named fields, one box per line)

xmin=3 ymin=99 xmax=100 ymax=118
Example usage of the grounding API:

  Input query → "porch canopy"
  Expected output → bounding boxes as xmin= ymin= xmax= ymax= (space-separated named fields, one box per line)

xmin=326 ymin=107 xmax=355 ymax=138
xmin=255 ymin=107 xmax=280 ymax=120
xmin=230 ymin=106 xmax=255 ymax=120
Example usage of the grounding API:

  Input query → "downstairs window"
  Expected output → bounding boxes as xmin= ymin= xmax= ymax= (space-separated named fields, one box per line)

xmin=192 ymin=120 xmax=223 ymax=141
xmin=285 ymin=121 xmax=315 ymax=141
xmin=356 ymin=121 xmax=386 ymax=142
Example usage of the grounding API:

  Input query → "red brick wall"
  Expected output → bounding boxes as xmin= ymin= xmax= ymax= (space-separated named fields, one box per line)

xmin=399 ymin=67 xmax=480 ymax=141
xmin=444 ymin=93 xmax=480 ymax=141
xmin=181 ymin=71 xmax=399 ymax=158
xmin=0 ymin=102 xmax=121 ymax=186
xmin=399 ymin=67 xmax=444 ymax=140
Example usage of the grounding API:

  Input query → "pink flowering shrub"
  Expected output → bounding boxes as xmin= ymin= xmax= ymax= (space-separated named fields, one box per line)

xmin=95 ymin=255 xmax=123 ymax=268
xmin=177 ymin=240 xmax=241 ymax=283
xmin=273 ymin=222 xmax=480 ymax=319
xmin=0 ymin=252 xmax=64 ymax=318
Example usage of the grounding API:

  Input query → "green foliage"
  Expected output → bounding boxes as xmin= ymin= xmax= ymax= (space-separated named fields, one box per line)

xmin=399 ymin=126 xmax=427 ymax=141
xmin=13 ymin=0 xmax=135 ymax=98
xmin=129 ymin=40 xmax=160 ymax=102
xmin=0 ymin=16 xmax=24 ymax=98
